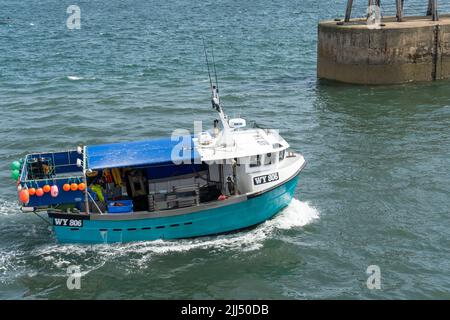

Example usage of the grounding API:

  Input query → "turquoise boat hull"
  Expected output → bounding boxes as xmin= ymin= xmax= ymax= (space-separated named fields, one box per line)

xmin=52 ymin=175 xmax=299 ymax=244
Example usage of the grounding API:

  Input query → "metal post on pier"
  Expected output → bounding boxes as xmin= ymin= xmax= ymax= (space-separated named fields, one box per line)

xmin=427 ymin=0 xmax=439 ymax=21
xmin=431 ymin=0 xmax=439 ymax=21
xmin=396 ymin=0 xmax=404 ymax=22
xmin=345 ymin=0 xmax=354 ymax=22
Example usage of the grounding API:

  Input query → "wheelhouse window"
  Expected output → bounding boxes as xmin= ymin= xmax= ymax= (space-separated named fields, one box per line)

xmin=279 ymin=150 xmax=285 ymax=162
xmin=249 ymin=155 xmax=261 ymax=167
xmin=264 ymin=153 xmax=272 ymax=165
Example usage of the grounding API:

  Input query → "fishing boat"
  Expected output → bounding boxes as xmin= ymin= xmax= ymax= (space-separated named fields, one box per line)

xmin=10 ymin=56 xmax=306 ymax=244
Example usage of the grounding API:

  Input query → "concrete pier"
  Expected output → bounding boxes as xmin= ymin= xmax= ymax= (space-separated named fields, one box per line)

xmin=317 ymin=15 xmax=450 ymax=84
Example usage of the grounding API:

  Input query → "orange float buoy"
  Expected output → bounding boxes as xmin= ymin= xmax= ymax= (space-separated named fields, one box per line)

xmin=78 ymin=182 xmax=86 ymax=191
xmin=70 ymin=183 xmax=78 ymax=191
xmin=28 ymin=188 xmax=36 ymax=196
xmin=36 ymin=188 xmax=44 ymax=197
xmin=43 ymin=185 xmax=51 ymax=193
xmin=63 ymin=183 xmax=71 ymax=192
xmin=19 ymin=189 xmax=30 ymax=204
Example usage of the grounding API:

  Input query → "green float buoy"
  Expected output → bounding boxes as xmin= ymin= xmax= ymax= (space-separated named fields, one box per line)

xmin=11 ymin=169 xmax=20 ymax=181
xmin=11 ymin=161 xmax=21 ymax=171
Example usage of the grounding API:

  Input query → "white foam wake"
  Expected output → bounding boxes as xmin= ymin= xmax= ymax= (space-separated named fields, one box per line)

xmin=0 ymin=199 xmax=320 ymax=280
xmin=29 ymin=199 xmax=320 ymax=270
xmin=0 ymin=199 xmax=20 ymax=216
xmin=266 ymin=198 xmax=320 ymax=230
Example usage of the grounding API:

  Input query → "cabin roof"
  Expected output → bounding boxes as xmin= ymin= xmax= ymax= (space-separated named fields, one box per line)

xmin=86 ymin=128 xmax=289 ymax=169
xmin=193 ymin=128 xmax=289 ymax=162
xmin=86 ymin=136 xmax=199 ymax=170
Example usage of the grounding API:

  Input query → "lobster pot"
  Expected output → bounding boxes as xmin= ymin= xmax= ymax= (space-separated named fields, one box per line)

xmin=27 ymin=157 xmax=53 ymax=180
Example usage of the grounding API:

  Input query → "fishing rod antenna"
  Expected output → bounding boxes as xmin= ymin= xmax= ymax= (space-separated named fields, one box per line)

xmin=202 ymin=37 xmax=213 ymax=92
xmin=211 ymin=43 xmax=219 ymax=94
xmin=202 ymin=38 xmax=221 ymax=112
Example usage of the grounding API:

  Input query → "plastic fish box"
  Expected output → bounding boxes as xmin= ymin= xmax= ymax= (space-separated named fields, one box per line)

xmin=107 ymin=200 xmax=133 ymax=214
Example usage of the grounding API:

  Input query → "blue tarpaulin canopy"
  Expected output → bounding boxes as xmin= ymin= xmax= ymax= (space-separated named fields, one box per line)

xmin=86 ymin=136 xmax=200 ymax=170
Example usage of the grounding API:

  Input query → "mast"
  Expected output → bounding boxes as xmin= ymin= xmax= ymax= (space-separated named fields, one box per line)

xmin=202 ymin=39 xmax=230 ymax=134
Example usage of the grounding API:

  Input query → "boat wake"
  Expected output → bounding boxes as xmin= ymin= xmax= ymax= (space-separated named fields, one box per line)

xmin=0 ymin=199 xmax=20 ymax=216
xmin=0 ymin=199 xmax=319 ymax=286
xmin=265 ymin=198 xmax=320 ymax=230
xmin=27 ymin=199 xmax=319 ymax=270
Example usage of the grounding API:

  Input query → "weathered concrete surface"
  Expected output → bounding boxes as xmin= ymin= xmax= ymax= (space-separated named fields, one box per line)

xmin=317 ymin=15 xmax=450 ymax=84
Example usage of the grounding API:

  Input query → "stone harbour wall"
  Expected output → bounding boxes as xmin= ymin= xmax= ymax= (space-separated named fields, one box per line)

xmin=317 ymin=15 xmax=450 ymax=84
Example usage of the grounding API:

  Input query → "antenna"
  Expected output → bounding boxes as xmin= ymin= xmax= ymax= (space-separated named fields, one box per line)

xmin=211 ymin=43 xmax=219 ymax=94
xmin=202 ymin=37 xmax=213 ymax=92
xmin=202 ymin=38 xmax=222 ymax=112
xmin=201 ymin=38 xmax=230 ymax=133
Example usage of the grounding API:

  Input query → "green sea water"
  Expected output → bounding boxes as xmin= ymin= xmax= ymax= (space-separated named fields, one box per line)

xmin=0 ymin=0 xmax=449 ymax=299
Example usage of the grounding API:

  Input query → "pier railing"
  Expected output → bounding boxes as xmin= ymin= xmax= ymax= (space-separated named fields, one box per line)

xmin=344 ymin=0 xmax=450 ymax=22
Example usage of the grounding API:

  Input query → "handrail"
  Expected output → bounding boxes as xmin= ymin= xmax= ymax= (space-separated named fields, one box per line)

xmin=342 ymin=1 xmax=450 ymax=20
xmin=86 ymin=191 xmax=104 ymax=215
xmin=20 ymin=173 xmax=84 ymax=183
